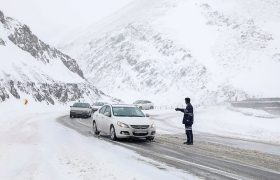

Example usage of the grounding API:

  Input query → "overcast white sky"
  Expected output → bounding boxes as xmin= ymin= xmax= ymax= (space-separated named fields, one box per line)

xmin=0 ymin=0 xmax=133 ymax=44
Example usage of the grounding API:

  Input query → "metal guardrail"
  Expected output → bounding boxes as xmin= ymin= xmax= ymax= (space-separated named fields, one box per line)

xmin=229 ymin=98 xmax=280 ymax=116
xmin=230 ymin=101 xmax=280 ymax=109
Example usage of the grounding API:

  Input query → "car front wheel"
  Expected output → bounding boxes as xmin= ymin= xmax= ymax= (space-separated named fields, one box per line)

xmin=110 ymin=126 xmax=117 ymax=141
xmin=146 ymin=137 xmax=154 ymax=141
xmin=93 ymin=121 xmax=100 ymax=135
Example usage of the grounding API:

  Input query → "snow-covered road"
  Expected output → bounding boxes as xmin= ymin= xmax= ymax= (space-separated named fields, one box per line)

xmin=57 ymin=115 xmax=280 ymax=180
xmin=1 ymin=102 xmax=280 ymax=180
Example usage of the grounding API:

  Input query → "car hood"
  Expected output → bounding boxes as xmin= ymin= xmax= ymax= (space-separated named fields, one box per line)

xmin=114 ymin=117 xmax=153 ymax=126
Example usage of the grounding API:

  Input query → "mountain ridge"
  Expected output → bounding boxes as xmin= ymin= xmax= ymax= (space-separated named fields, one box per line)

xmin=61 ymin=0 xmax=280 ymax=105
xmin=0 ymin=10 xmax=116 ymax=104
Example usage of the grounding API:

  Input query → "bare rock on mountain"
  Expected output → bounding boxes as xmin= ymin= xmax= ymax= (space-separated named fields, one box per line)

xmin=7 ymin=24 xmax=84 ymax=78
xmin=0 ymin=38 xmax=5 ymax=46
xmin=0 ymin=10 xmax=116 ymax=104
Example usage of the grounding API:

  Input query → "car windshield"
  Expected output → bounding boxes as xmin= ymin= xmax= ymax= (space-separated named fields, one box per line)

xmin=112 ymin=107 xmax=145 ymax=117
xmin=93 ymin=102 xmax=105 ymax=106
xmin=73 ymin=103 xmax=90 ymax=108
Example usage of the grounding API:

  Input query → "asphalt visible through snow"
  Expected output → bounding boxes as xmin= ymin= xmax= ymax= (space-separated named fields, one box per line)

xmin=57 ymin=115 xmax=280 ymax=180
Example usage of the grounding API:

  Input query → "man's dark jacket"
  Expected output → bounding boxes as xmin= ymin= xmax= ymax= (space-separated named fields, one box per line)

xmin=176 ymin=103 xmax=194 ymax=126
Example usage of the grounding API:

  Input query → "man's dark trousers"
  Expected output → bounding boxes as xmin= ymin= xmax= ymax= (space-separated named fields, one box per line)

xmin=185 ymin=125 xmax=193 ymax=144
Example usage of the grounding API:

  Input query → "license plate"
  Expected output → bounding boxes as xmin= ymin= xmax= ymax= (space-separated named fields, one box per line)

xmin=134 ymin=130 xmax=148 ymax=133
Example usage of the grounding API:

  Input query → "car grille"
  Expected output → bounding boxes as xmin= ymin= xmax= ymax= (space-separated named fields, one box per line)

xmin=130 ymin=125 xmax=149 ymax=129
xmin=133 ymin=132 xmax=149 ymax=136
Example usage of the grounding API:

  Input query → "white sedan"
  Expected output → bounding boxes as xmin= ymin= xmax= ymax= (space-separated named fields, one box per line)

xmin=92 ymin=104 xmax=156 ymax=141
xmin=133 ymin=100 xmax=154 ymax=110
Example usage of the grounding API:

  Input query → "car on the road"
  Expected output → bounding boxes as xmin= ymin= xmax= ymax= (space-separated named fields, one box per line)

xmin=92 ymin=104 xmax=156 ymax=141
xmin=133 ymin=100 xmax=154 ymax=110
xmin=91 ymin=102 xmax=107 ymax=113
xmin=70 ymin=102 xmax=92 ymax=118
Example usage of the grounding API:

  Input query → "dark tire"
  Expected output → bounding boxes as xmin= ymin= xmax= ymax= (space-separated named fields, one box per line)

xmin=110 ymin=125 xmax=117 ymax=141
xmin=146 ymin=137 xmax=154 ymax=141
xmin=92 ymin=121 xmax=100 ymax=135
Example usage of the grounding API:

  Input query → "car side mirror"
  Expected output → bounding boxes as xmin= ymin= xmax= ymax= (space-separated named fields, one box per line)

xmin=104 ymin=112 xmax=111 ymax=117
xmin=145 ymin=114 xmax=150 ymax=117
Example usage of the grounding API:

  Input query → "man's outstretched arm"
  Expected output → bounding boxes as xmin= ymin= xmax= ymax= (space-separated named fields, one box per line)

xmin=175 ymin=108 xmax=185 ymax=113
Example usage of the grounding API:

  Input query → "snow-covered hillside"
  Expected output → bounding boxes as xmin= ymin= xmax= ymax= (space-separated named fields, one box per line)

xmin=61 ymin=0 xmax=280 ymax=105
xmin=0 ymin=10 xmax=115 ymax=104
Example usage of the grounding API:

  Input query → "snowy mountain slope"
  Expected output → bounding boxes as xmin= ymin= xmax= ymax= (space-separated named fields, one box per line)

xmin=0 ymin=10 xmax=115 ymax=104
xmin=73 ymin=23 xmax=207 ymax=91
xmin=152 ymin=0 xmax=280 ymax=98
xmin=61 ymin=0 xmax=280 ymax=105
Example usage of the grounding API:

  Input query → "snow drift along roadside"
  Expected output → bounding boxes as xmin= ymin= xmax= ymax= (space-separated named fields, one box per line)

xmin=147 ymin=106 xmax=280 ymax=144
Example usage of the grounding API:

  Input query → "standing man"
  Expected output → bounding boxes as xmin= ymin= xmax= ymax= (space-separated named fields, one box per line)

xmin=175 ymin=97 xmax=194 ymax=145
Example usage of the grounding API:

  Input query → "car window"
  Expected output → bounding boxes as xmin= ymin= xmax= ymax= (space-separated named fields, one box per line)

xmin=112 ymin=107 xmax=145 ymax=117
xmin=73 ymin=103 xmax=90 ymax=108
xmin=104 ymin=106 xmax=111 ymax=116
xmin=99 ymin=106 xmax=106 ymax=114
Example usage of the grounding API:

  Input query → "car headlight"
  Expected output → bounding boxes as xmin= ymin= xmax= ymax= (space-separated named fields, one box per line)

xmin=151 ymin=123 xmax=156 ymax=128
xmin=117 ymin=121 xmax=129 ymax=128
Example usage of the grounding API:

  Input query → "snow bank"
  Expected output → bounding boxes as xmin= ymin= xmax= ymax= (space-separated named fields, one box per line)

xmin=147 ymin=106 xmax=280 ymax=144
xmin=196 ymin=106 xmax=280 ymax=144
xmin=227 ymin=106 xmax=277 ymax=119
